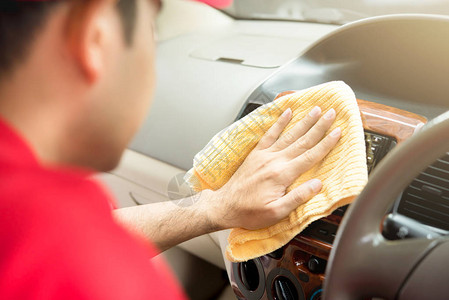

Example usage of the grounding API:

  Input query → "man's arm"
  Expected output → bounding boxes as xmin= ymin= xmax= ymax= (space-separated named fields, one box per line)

xmin=113 ymin=191 xmax=222 ymax=252
xmin=113 ymin=106 xmax=341 ymax=251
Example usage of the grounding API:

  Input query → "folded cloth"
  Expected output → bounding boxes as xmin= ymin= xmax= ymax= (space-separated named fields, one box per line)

xmin=185 ymin=81 xmax=368 ymax=262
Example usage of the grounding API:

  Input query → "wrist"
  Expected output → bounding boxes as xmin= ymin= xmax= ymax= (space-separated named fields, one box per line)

xmin=195 ymin=189 xmax=227 ymax=232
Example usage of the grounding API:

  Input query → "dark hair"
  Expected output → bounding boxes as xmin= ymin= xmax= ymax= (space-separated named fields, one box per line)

xmin=0 ymin=0 xmax=136 ymax=78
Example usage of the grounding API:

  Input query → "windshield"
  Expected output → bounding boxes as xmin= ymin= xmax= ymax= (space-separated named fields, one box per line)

xmin=222 ymin=0 xmax=449 ymax=24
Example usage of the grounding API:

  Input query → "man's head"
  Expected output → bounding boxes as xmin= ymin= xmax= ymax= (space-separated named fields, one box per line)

xmin=0 ymin=0 xmax=138 ymax=80
xmin=0 ymin=0 xmax=160 ymax=171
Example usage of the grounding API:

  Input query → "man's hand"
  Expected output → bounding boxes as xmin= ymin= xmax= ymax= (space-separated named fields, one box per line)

xmin=113 ymin=107 xmax=341 ymax=252
xmin=207 ymin=106 xmax=341 ymax=230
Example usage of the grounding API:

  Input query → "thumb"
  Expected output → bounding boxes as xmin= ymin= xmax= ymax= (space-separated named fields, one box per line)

xmin=273 ymin=179 xmax=322 ymax=220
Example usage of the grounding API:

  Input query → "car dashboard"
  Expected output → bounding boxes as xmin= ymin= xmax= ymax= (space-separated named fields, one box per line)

xmin=98 ymin=4 xmax=449 ymax=299
xmin=225 ymin=14 xmax=449 ymax=300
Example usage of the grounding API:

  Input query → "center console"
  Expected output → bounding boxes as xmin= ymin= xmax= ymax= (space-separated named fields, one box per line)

xmin=230 ymin=94 xmax=426 ymax=300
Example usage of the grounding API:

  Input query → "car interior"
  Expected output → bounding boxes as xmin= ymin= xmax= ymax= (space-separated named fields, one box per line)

xmin=97 ymin=0 xmax=449 ymax=299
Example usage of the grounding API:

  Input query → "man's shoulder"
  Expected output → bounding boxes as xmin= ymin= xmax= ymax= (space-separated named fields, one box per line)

xmin=0 ymin=164 xmax=110 ymax=209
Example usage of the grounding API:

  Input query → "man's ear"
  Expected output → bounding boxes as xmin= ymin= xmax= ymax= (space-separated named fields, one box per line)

xmin=65 ymin=0 xmax=120 ymax=84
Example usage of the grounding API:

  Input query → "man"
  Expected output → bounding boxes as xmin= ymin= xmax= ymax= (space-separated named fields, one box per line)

xmin=0 ymin=0 xmax=341 ymax=298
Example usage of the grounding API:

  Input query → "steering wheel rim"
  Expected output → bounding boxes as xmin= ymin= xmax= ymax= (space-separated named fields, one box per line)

xmin=323 ymin=111 xmax=449 ymax=300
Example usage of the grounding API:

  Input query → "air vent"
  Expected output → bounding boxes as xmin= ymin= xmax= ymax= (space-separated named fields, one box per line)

xmin=240 ymin=102 xmax=262 ymax=119
xmin=397 ymin=153 xmax=449 ymax=231
xmin=273 ymin=277 xmax=298 ymax=300
xmin=238 ymin=260 xmax=260 ymax=291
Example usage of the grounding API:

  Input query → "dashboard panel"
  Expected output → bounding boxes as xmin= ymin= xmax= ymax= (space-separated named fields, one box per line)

xmin=219 ymin=17 xmax=449 ymax=299
xmin=99 ymin=9 xmax=449 ymax=298
xmin=230 ymin=94 xmax=426 ymax=300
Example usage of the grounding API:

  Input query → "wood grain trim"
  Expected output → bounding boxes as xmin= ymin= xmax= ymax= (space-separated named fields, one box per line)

xmin=275 ymin=91 xmax=427 ymax=143
xmin=357 ymin=99 xmax=426 ymax=143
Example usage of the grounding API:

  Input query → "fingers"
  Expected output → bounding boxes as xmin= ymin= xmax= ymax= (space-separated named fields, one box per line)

xmin=283 ymin=108 xmax=337 ymax=157
xmin=269 ymin=179 xmax=322 ymax=219
xmin=271 ymin=106 xmax=322 ymax=151
xmin=256 ymin=108 xmax=292 ymax=150
xmin=289 ymin=127 xmax=342 ymax=176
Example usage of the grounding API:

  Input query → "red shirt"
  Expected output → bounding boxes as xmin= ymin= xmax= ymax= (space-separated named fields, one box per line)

xmin=0 ymin=119 xmax=186 ymax=300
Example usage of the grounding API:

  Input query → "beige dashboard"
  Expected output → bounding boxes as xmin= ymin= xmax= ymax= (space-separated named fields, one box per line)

xmin=96 ymin=0 xmax=339 ymax=271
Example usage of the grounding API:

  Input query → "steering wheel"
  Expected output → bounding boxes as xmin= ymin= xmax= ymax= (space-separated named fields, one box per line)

xmin=323 ymin=111 xmax=449 ymax=300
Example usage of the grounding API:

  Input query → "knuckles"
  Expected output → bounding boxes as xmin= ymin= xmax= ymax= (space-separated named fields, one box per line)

xmin=264 ymin=167 xmax=283 ymax=180
xmin=292 ymin=137 xmax=310 ymax=152
xmin=281 ymin=131 xmax=296 ymax=145
xmin=294 ymin=188 xmax=308 ymax=205
xmin=301 ymin=150 xmax=316 ymax=165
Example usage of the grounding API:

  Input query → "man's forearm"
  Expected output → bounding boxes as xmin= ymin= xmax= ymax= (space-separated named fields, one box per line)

xmin=112 ymin=190 xmax=222 ymax=252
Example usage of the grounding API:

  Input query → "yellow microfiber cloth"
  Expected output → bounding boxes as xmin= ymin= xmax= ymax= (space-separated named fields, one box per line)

xmin=185 ymin=81 xmax=368 ymax=262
